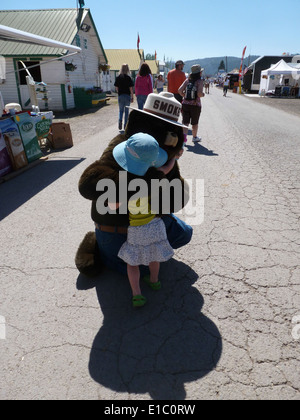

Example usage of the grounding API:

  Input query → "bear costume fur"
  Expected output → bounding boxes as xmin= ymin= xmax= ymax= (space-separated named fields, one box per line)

xmin=75 ymin=104 xmax=192 ymax=278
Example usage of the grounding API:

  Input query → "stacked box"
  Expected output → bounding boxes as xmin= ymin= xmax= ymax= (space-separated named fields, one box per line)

xmin=0 ymin=127 xmax=12 ymax=177
xmin=14 ymin=113 xmax=43 ymax=163
xmin=0 ymin=117 xmax=27 ymax=171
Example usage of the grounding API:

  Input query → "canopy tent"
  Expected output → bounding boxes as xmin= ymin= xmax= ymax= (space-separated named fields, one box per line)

xmin=259 ymin=59 xmax=300 ymax=95
xmin=261 ymin=59 xmax=300 ymax=76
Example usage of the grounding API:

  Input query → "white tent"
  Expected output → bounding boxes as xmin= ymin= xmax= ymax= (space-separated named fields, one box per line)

xmin=259 ymin=59 xmax=300 ymax=95
xmin=261 ymin=59 xmax=297 ymax=75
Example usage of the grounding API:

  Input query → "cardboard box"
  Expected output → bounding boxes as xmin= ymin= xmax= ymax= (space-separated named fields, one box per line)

xmin=49 ymin=122 xmax=73 ymax=149
xmin=31 ymin=111 xmax=54 ymax=140
xmin=0 ymin=117 xmax=28 ymax=171
xmin=0 ymin=128 xmax=12 ymax=177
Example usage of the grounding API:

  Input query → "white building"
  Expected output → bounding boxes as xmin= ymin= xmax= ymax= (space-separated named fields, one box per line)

xmin=0 ymin=8 xmax=107 ymax=111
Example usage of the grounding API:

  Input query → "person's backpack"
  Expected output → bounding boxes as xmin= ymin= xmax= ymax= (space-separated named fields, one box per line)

xmin=185 ymin=80 xmax=198 ymax=100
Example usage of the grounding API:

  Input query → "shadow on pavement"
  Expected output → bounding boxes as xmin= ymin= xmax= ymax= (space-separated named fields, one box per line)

xmin=54 ymin=106 xmax=108 ymax=120
xmin=77 ymin=259 xmax=222 ymax=400
xmin=185 ymin=143 xmax=218 ymax=156
xmin=0 ymin=158 xmax=85 ymax=221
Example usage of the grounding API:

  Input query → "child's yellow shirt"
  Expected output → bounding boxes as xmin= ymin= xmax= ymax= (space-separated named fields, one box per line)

xmin=128 ymin=196 xmax=155 ymax=227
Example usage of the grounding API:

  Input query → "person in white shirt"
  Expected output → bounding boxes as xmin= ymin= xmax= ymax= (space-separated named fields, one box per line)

xmin=155 ymin=74 xmax=165 ymax=94
xmin=223 ymin=77 xmax=230 ymax=96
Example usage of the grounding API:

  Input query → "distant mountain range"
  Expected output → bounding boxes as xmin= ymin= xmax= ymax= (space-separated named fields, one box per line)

xmin=181 ymin=56 xmax=260 ymax=76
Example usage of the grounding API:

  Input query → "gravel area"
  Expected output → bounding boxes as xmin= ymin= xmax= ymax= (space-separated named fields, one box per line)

xmin=52 ymin=94 xmax=119 ymax=145
xmin=244 ymin=95 xmax=300 ymax=118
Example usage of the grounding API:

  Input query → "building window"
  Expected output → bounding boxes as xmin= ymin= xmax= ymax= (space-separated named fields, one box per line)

xmin=17 ymin=61 xmax=42 ymax=85
xmin=75 ymin=35 xmax=81 ymax=48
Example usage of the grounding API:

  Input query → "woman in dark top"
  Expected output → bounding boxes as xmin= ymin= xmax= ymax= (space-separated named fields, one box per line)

xmin=178 ymin=64 xmax=205 ymax=144
xmin=114 ymin=64 xmax=134 ymax=130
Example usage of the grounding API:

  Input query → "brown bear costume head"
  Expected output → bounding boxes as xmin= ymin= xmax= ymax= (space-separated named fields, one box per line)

xmin=124 ymin=109 xmax=184 ymax=160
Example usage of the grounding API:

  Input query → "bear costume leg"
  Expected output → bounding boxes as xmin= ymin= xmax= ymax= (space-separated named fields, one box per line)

xmin=75 ymin=231 xmax=103 ymax=278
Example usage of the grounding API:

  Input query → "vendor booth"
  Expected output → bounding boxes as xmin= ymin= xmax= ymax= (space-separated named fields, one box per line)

xmin=259 ymin=59 xmax=300 ymax=97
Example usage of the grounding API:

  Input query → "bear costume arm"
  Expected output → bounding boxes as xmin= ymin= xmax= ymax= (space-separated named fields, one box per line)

xmin=155 ymin=160 xmax=189 ymax=214
xmin=78 ymin=135 xmax=124 ymax=201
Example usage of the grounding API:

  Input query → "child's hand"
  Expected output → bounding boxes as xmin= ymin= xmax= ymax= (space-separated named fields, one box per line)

xmin=108 ymin=202 xmax=121 ymax=210
xmin=175 ymin=149 xmax=184 ymax=160
xmin=157 ymin=158 xmax=176 ymax=175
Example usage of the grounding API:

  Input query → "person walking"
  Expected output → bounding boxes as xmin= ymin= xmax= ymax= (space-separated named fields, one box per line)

xmin=178 ymin=64 xmax=205 ymax=144
xmin=167 ymin=60 xmax=186 ymax=103
xmin=114 ymin=64 xmax=134 ymax=130
xmin=155 ymin=74 xmax=165 ymax=94
xmin=135 ymin=63 xmax=153 ymax=110
xmin=223 ymin=77 xmax=230 ymax=97
xmin=204 ymin=78 xmax=210 ymax=94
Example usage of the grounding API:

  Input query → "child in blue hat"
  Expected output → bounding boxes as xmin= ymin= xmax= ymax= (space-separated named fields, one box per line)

xmin=113 ymin=133 xmax=175 ymax=307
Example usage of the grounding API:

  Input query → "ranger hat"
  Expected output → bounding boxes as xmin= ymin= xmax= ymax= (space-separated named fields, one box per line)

xmin=128 ymin=92 xmax=185 ymax=127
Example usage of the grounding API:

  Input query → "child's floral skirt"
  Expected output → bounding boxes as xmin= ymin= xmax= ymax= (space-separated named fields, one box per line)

xmin=118 ymin=217 xmax=174 ymax=266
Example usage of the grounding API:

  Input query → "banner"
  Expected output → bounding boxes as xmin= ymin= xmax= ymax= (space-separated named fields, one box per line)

xmin=137 ymin=33 xmax=142 ymax=60
xmin=239 ymin=46 xmax=247 ymax=80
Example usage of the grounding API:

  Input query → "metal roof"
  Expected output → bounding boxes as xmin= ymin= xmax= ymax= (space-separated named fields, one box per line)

xmin=145 ymin=59 xmax=159 ymax=75
xmin=249 ymin=55 xmax=294 ymax=69
xmin=0 ymin=9 xmax=89 ymax=56
xmin=105 ymin=49 xmax=144 ymax=72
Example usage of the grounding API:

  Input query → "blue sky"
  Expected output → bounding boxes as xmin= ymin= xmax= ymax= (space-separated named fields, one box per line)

xmin=2 ymin=0 xmax=300 ymax=61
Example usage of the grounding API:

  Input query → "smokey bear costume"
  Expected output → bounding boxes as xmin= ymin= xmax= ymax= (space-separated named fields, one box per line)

xmin=75 ymin=92 xmax=193 ymax=278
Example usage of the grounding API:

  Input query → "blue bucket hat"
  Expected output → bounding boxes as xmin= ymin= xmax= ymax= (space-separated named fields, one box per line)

xmin=113 ymin=133 xmax=168 ymax=176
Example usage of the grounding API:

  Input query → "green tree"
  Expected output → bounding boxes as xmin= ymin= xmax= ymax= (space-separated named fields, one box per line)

xmin=218 ymin=60 xmax=225 ymax=71
xmin=145 ymin=53 xmax=155 ymax=60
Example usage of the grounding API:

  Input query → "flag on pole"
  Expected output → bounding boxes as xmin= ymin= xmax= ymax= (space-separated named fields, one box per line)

xmin=155 ymin=51 xmax=157 ymax=60
xmin=137 ymin=33 xmax=142 ymax=60
xmin=137 ymin=33 xmax=140 ymax=50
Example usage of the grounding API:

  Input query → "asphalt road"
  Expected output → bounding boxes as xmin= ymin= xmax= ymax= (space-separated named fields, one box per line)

xmin=0 ymin=88 xmax=299 ymax=400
